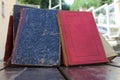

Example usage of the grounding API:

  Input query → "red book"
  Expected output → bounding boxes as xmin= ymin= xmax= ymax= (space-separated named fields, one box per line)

xmin=3 ymin=15 xmax=13 ymax=62
xmin=58 ymin=11 xmax=108 ymax=66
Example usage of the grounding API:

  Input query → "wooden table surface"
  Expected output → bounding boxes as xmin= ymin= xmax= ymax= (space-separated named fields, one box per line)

xmin=0 ymin=56 xmax=120 ymax=80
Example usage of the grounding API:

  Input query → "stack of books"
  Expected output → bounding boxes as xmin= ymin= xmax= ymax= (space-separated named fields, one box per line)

xmin=4 ymin=5 xmax=117 ymax=67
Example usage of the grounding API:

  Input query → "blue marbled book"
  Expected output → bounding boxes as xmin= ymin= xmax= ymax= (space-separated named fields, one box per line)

xmin=12 ymin=8 xmax=60 ymax=66
xmin=13 ymin=5 xmax=33 ymax=39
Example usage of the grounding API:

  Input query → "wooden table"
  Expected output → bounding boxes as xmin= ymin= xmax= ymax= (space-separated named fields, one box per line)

xmin=0 ymin=57 xmax=120 ymax=80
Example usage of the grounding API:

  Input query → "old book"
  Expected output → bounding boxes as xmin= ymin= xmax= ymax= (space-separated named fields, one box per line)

xmin=13 ymin=5 xmax=33 ymax=40
xmin=107 ymin=57 xmax=120 ymax=67
xmin=11 ymin=8 xmax=60 ymax=66
xmin=3 ymin=16 xmax=13 ymax=62
xmin=58 ymin=11 xmax=108 ymax=66
xmin=100 ymin=35 xmax=117 ymax=61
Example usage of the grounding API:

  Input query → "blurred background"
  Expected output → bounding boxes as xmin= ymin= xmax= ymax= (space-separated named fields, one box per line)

xmin=0 ymin=0 xmax=120 ymax=59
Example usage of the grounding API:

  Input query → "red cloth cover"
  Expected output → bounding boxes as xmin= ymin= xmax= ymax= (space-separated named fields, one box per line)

xmin=4 ymin=16 xmax=13 ymax=62
xmin=58 ymin=11 xmax=108 ymax=66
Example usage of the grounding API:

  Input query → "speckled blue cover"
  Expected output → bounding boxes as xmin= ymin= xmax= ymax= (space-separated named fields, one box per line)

xmin=11 ymin=8 xmax=60 ymax=66
xmin=13 ymin=5 xmax=33 ymax=39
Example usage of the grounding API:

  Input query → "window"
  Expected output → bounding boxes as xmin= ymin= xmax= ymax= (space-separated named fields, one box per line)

xmin=2 ymin=1 xmax=5 ymax=17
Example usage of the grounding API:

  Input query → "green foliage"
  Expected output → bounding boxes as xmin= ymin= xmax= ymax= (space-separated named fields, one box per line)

xmin=62 ymin=4 xmax=70 ymax=10
xmin=62 ymin=0 xmax=70 ymax=10
xmin=100 ymin=0 xmax=112 ymax=5
xmin=26 ymin=0 xmax=40 ymax=5
xmin=40 ymin=0 xmax=49 ymax=9
xmin=18 ymin=0 xmax=26 ymax=4
xmin=18 ymin=0 xmax=40 ymax=5
xmin=70 ymin=0 xmax=80 ymax=11
xmin=18 ymin=0 xmax=112 ymax=11
xmin=18 ymin=0 xmax=69 ymax=10
xmin=70 ymin=0 xmax=112 ymax=11
xmin=40 ymin=0 xmax=69 ymax=10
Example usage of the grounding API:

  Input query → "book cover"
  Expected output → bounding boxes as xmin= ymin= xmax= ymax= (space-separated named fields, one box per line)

xmin=3 ymin=16 xmax=13 ymax=62
xmin=58 ymin=11 xmax=108 ymax=66
xmin=13 ymin=5 xmax=33 ymax=39
xmin=11 ymin=8 xmax=60 ymax=66
xmin=108 ymin=57 xmax=120 ymax=67
xmin=100 ymin=35 xmax=117 ymax=60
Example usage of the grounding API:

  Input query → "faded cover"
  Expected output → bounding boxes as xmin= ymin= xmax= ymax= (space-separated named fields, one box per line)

xmin=108 ymin=57 xmax=120 ymax=67
xmin=13 ymin=5 xmax=33 ymax=39
xmin=58 ymin=11 xmax=108 ymax=66
xmin=0 ymin=67 xmax=65 ymax=80
xmin=62 ymin=65 xmax=120 ymax=80
xmin=100 ymin=35 xmax=117 ymax=60
xmin=11 ymin=8 xmax=60 ymax=66
xmin=3 ymin=16 xmax=13 ymax=62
